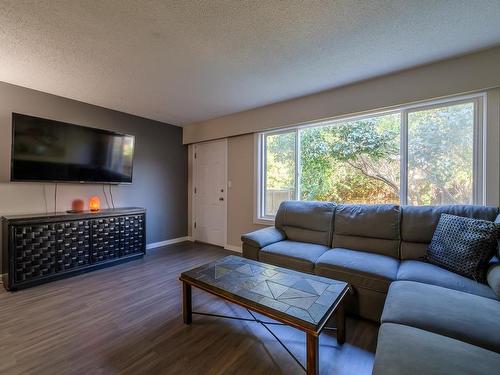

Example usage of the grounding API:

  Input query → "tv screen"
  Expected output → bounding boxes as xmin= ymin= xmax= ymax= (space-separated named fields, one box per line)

xmin=11 ymin=113 xmax=135 ymax=183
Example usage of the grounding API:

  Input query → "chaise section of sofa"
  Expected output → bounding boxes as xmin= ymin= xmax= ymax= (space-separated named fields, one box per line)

xmin=373 ymin=279 xmax=500 ymax=374
xmin=242 ymin=200 xmax=500 ymax=374
xmin=373 ymin=323 xmax=500 ymax=375
xmin=381 ymin=281 xmax=500 ymax=353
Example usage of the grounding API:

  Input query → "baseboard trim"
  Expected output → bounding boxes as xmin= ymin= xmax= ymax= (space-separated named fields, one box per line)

xmin=224 ymin=244 xmax=242 ymax=253
xmin=146 ymin=236 xmax=193 ymax=250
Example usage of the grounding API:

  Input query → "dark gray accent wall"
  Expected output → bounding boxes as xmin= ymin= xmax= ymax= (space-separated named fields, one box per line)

xmin=0 ymin=81 xmax=187 ymax=266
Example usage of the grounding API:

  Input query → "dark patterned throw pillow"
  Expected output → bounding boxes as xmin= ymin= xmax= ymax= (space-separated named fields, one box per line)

xmin=427 ymin=214 xmax=500 ymax=283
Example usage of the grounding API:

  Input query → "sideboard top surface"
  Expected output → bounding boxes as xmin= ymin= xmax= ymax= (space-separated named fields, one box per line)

xmin=2 ymin=207 xmax=146 ymax=224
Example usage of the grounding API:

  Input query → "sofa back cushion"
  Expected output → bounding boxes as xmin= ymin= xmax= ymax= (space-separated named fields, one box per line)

xmin=400 ymin=205 xmax=500 ymax=260
xmin=332 ymin=204 xmax=401 ymax=258
xmin=275 ymin=201 xmax=336 ymax=246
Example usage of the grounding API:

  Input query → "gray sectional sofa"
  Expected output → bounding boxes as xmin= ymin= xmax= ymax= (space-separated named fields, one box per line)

xmin=241 ymin=201 xmax=500 ymax=374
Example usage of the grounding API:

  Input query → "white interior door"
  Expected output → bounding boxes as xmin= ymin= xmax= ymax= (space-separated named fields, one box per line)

xmin=193 ymin=140 xmax=227 ymax=247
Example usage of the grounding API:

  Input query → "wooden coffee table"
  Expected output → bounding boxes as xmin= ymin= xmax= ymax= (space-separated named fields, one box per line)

xmin=179 ymin=255 xmax=349 ymax=375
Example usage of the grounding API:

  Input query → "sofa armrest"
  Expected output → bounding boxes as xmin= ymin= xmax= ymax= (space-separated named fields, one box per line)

xmin=241 ymin=227 xmax=286 ymax=249
xmin=487 ymin=262 xmax=500 ymax=298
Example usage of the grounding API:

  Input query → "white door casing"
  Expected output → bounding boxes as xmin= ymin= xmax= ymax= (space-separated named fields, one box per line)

xmin=193 ymin=139 xmax=227 ymax=247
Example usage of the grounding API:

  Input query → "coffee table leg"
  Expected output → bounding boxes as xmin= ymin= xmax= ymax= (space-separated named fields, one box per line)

xmin=182 ymin=281 xmax=192 ymax=324
xmin=306 ymin=332 xmax=319 ymax=375
xmin=335 ymin=300 xmax=345 ymax=344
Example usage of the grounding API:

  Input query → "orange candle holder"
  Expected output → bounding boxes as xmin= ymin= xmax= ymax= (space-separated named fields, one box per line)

xmin=89 ymin=196 xmax=101 ymax=212
xmin=71 ymin=199 xmax=85 ymax=212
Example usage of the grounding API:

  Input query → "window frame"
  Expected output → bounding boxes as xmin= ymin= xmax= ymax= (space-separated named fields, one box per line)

xmin=255 ymin=93 xmax=486 ymax=223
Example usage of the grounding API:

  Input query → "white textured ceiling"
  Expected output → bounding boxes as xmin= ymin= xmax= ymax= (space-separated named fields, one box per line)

xmin=1 ymin=1 xmax=500 ymax=126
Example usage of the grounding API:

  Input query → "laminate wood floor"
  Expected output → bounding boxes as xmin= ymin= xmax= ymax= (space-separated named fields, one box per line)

xmin=0 ymin=242 xmax=379 ymax=375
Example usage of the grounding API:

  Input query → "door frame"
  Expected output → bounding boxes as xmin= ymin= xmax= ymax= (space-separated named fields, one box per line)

xmin=191 ymin=138 xmax=228 ymax=247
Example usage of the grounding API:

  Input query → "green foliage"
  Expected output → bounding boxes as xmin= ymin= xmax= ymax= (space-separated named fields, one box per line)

xmin=299 ymin=114 xmax=400 ymax=203
xmin=408 ymin=102 xmax=473 ymax=204
xmin=265 ymin=103 xmax=474 ymax=208
xmin=265 ymin=132 xmax=295 ymax=190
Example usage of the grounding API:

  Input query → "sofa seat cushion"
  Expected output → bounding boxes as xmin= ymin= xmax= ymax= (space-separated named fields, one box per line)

xmin=397 ymin=260 xmax=497 ymax=299
xmin=259 ymin=240 xmax=329 ymax=273
xmin=382 ymin=281 xmax=500 ymax=353
xmin=373 ymin=323 xmax=500 ymax=375
xmin=315 ymin=248 xmax=399 ymax=293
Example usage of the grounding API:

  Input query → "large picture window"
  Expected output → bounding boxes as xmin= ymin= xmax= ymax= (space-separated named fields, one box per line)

xmin=257 ymin=95 xmax=484 ymax=219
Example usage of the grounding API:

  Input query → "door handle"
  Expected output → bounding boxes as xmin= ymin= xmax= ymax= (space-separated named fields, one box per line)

xmin=219 ymin=197 xmax=224 ymax=201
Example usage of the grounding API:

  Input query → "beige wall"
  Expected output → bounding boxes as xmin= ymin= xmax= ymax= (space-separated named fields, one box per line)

xmin=187 ymin=144 xmax=193 ymax=238
xmin=184 ymin=46 xmax=500 ymax=144
xmin=227 ymin=134 xmax=266 ymax=247
xmin=485 ymin=89 xmax=500 ymax=206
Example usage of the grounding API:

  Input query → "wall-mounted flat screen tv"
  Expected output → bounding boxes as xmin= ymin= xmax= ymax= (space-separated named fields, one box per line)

xmin=11 ymin=113 xmax=135 ymax=183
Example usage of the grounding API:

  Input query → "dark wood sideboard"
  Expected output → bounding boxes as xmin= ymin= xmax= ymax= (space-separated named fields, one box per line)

xmin=2 ymin=207 xmax=146 ymax=291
